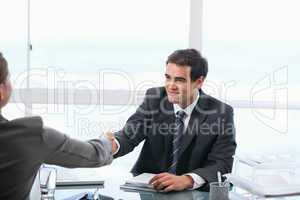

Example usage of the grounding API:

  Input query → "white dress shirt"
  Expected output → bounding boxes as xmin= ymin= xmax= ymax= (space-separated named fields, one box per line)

xmin=173 ymin=91 xmax=206 ymax=189
xmin=114 ymin=91 xmax=206 ymax=189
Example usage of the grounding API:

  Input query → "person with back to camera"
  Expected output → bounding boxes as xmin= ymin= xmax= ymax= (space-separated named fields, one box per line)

xmin=0 ymin=52 xmax=117 ymax=200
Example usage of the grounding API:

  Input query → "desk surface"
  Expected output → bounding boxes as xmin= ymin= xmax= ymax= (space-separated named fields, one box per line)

xmin=54 ymin=174 xmax=209 ymax=200
xmin=54 ymin=175 xmax=300 ymax=200
xmin=56 ymin=188 xmax=208 ymax=200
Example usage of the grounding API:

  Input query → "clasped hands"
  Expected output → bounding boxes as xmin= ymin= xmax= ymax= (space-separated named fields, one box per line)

xmin=105 ymin=132 xmax=194 ymax=192
xmin=105 ymin=132 xmax=118 ymax=154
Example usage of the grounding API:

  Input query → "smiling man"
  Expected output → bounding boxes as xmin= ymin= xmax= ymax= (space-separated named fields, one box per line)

xmin=107 ymin=49 xmax=236 ymax=192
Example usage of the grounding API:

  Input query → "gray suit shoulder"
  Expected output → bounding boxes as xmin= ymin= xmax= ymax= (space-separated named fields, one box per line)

xmin=202 ymin=93 xmax=234 ymax=113
xmin=145 ymin=87 xmax=166 ymax=97
xmin=10 ymin=116 xmax=43 ymax=132
xmin=143 ymin=87 xmax=167 ymax=108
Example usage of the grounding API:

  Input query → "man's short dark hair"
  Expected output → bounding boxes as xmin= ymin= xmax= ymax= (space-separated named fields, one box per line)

xmin=0 ymin=52 xmax=8 ymax=84
xmin=166 ymin=48 xmax=208 ymax=81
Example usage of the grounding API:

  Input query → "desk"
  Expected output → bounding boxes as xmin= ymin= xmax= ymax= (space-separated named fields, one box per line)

xmin=54 ymin=177 xmax=300 ymax=200
xmin=54 ymin=175 xmax=209 ymax=200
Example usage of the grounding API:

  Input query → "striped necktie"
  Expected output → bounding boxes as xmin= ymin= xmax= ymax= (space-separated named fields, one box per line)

xmin=168 ymin=110 xmax=186 ymax=174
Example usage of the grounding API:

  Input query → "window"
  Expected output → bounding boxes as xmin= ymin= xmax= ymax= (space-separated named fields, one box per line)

xmin=0 ymin=0 xmax=28 ymax=81
xmin=1 ymin=0 xmax=28 ymax=117
xmin=27 ymin=0 xmax=190 ymax=132
xmin=202 ymin=0 xmax=300 ymax=155
xmin=2 ymin=0 xmax=192 ymax=173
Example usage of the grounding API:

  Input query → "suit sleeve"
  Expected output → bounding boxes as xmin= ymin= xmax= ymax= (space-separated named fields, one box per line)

xmin=192 ymin=106 xmax=236 ymax=190
xmin=42 ymin=127 xmax=113 ymax=168
xmin=113 ymin=89 xmax=154 ymax=158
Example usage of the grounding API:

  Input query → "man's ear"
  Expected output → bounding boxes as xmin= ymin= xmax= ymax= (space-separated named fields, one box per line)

xmin=195 ymin=76 xmax=204 ymax=89
xmin=0 ymin=84 xmax=4 ymax=101
xmin=0 ymin=87 xmax=3 ymax=101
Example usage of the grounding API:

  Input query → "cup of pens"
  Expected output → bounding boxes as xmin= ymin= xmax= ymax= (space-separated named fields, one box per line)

xmin=209 ymin=172 xmax=230 ymax=200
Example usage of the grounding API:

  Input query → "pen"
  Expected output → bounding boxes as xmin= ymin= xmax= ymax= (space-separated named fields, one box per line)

xmin=93 ymin=187 xmax=101 ymax=200
xmin=217 ymin=171 xmax=222 ymax=186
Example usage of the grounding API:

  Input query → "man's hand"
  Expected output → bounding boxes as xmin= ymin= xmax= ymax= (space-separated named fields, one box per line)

xmin=149 ymin=173 xmax=194 ymax=192
xmin=105 ymin=132 xmax=117 ymax=154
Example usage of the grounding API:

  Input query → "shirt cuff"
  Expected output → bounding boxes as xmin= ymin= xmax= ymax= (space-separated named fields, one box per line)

xmin=98 ymin=135 xmax=112 ymax=152
xmin=113 ymin=138 xmax=120 ymax=155
xmin=96 ymin=136 xmax=114 ymax=164
xmin=186 ymin=173 xmax=206 ymax=189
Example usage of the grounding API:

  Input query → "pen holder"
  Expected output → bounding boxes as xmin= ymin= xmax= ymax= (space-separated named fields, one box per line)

xmin=209 ymin=181 xmax=230 ymax=200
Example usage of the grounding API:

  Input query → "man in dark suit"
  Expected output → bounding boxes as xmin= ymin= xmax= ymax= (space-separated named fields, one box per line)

xmin=0 ymin=53 xmax=116 ymax=200
xmin=107 ymin=49 xmax=236 ymax=192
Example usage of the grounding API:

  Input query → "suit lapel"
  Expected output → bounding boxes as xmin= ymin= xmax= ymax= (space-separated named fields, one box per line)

xmin=0 ymin=114 xmax=8 ymax=123
xmin=178 ymin=91 xmax=209 ymax=158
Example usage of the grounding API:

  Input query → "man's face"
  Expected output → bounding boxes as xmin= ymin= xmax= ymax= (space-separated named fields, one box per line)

xmin=165 ymin=63 xmax=203 ymax=108
xmin=0 ymin=77 xmax=12 ymax=109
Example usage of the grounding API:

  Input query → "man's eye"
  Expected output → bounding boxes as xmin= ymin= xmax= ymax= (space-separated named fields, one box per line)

xmin=176 ymin=79 xmax=185 ymax=83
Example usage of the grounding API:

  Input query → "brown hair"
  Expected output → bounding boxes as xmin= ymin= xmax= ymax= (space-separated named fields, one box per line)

xmin=166 ymin=48 xmax=208 ymax=81
xmin=0 ymin=52 xmax=8 ymax=84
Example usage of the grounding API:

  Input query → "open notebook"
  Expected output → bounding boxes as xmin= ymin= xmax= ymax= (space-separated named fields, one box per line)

xmin=40 ymin=166 xmax=105 ymax=187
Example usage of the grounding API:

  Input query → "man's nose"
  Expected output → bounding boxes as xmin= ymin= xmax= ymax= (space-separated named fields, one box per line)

xmin=168 ymin=81 xmax=177 ymax=90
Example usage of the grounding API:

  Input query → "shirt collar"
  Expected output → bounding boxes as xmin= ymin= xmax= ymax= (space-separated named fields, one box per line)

xmin=173 ymin=91 xmax=200 ymax=117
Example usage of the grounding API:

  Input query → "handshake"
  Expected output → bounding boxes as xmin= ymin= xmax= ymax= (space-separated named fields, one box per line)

xmin=105 ymin=132 xmax=118 ymax=155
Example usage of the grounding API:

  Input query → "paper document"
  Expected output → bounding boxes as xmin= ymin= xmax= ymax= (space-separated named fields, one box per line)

xmin=126 ymin=173 xmax=155 ymax=187
xmin=56 ymin=167 xmax=105 ymax=186
xmin=120 ymin=173 xmax=165 ymax=192
xmin=225 ymin=174 xmax=300 ymax=197
xmin=234 ymin=154 xmax=300 ymax=169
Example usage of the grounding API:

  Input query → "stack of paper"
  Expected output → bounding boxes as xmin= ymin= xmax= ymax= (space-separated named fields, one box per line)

xmin=120 ymin=173 xmax=162 ymax=192
xmin=229 ymin=154 xmax=300 ymax=197
xmin=234 ymin=154 xmax=300 ymax=169
xmin=225 ymin=173 xmax=300 ymax=197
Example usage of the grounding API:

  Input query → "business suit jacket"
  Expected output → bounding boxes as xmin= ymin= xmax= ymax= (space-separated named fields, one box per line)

xmin=0 ymin=115 xmax=113 ymax=200
xmin=114 ymin=87 xmax=236 ymax=191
